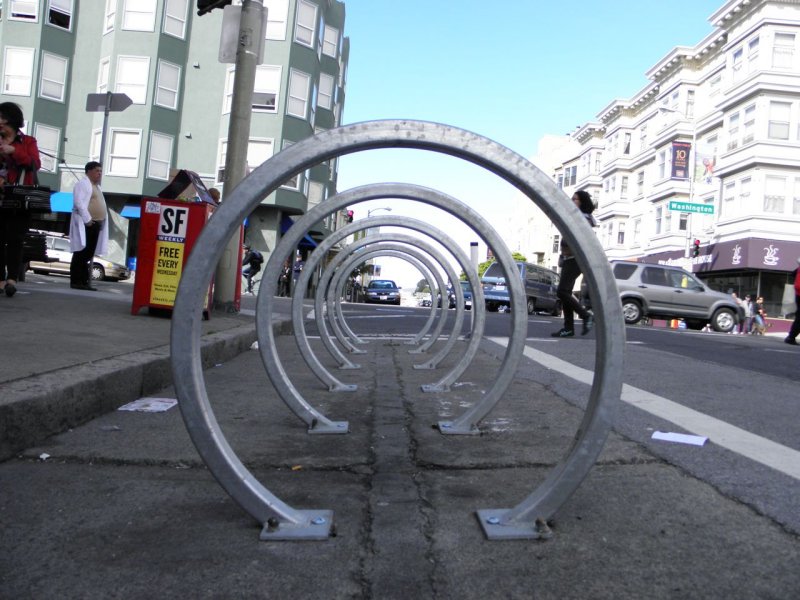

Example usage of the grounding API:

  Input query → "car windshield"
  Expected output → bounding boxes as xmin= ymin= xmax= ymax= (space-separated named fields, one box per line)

xmin=368 ymin=280 xmax=398 ymax=290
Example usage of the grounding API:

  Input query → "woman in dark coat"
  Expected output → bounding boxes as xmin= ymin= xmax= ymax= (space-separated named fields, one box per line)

xmin=0 ymin=102 xmax=41 ymax=297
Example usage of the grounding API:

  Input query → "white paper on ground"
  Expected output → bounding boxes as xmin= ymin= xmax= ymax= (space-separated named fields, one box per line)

xmin=118 ymin=397 xmax=177 ymax=413
xmin=652 ymin=431 xmax=708 ymax=446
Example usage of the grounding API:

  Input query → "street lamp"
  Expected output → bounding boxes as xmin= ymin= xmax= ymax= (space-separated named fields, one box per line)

xmin=367 ymin=207 xmax=392 ymax=217
xmin=658 ymin=106 xmax=696 ymax=261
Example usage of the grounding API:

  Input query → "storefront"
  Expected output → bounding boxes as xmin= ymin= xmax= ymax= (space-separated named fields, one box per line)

xmin=641 ymin=237 xmax=799 ymax=318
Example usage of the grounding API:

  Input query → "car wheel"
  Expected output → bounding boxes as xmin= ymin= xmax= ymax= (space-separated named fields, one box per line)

xmin=486 ymin=302 xmax=498 ymax=312
xmin=711 ymin=308 xmax=736 ymax=333
xmin=526 ymin=297 xmax=536 ymax=315
xmin=32 ymin=269 xmax=47 ymax=275
xmin=686 ymin=319 xmax=706 ymax=330
xmin=621 ymin=298 xmax=642 ymax=325
xmin=91 ymin=264 xmax=105 ymax=281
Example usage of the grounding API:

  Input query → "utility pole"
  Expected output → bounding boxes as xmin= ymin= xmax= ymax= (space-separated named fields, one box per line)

xmin=213 ymin=0 xmax=265 ymax=312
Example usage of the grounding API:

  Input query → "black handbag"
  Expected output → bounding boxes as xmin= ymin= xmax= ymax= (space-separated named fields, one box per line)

xmin=0 ymin=169 xmax=51 ymax=212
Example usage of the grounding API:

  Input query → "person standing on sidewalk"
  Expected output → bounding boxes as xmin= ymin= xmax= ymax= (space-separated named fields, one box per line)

xmin=785 ymin=257 xmax=800 ymax=346
xmin=69 ymin=161 xmax=108 ymax=291
xmin=552 ymin=190 xmax=596 ymax=338
xmin=0 ymin=101 xmax=41 ymax=298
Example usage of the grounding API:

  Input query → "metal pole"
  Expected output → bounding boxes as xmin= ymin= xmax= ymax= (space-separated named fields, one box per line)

xmin=685 ymin=127 xmax=696 ymax=260
xmin=98 ymin=91 xmax=112 ymax=165
xmin=213 ymin=0 xmax=264 ymax=312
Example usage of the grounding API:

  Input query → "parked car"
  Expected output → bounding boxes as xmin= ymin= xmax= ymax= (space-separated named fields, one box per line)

xmin=437 ymin=286 xmax=456 ymax=309
xmin=612 ymin=260 xmax=738 ymax=332
xmin=28 ymin=233 xmax=131 ymax=281
xmin=459 ymin=280 xmax=473 ymax=310
xmin=364 ymin=279 xmax=401 ymax=305
xmin=481 ymin=261 xmax=561 ymax=315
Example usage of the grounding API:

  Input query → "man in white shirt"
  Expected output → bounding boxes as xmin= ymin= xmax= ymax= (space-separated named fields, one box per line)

xmin=69 ymin=161 xmax=108 ymax=291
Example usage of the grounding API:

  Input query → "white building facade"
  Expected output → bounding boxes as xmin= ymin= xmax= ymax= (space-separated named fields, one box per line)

xmin=544 ymin=0 xmax=800 ymax=317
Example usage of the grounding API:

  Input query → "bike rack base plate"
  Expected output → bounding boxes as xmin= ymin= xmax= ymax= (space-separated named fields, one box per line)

xmin=476 ymin=509 xmax=547 ymax=540
xmin=259 ymin=510 xmax=334 ymax=541
xmin=308 ymin=420 xmax=349 ymax=435
xmin=437 ymin=420 xmax=480 ymax=435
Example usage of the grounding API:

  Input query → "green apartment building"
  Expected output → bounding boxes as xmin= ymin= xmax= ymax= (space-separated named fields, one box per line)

xmin=0 ymin=0 xmax=349 ymax=266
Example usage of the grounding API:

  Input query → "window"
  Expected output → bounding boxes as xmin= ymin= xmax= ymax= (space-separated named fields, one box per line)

xmin=639 ymin=123 xmax=648 ymax=150
xmin=655 ymin=206 xmax=663 ymax=235
xmin=104 ymin=0 xmax=115 ymax=32
xmin=739 ymin=177 xmax=751 ymax=208
xmin=764 ymin=176 xmax=785 ymax=213
xmin=636 ymin=171 xmax=644 ymax=196
xmin=115 ymin=56 xmax=150 ymax=104
xmin=122 ymin=0 xmax=155 ymax=31
xmin=633 ymin=219 xmax=641 ymax=245
xmin=552 ymin=235 xmax=560 ymax=254
xmin=253 ymin=65 xmax=281 ymax=112
xmin=265 ymin=0 xmax=289 ymax=40
xmin=34 ymin=124 xmax=60 ymax=173
xmin=727 ymin=112 xmax=740 ymax=150
xmin=722 ymin=181 xmax=735 ymax=216
xmin=246 ymin=139 xmax=273 ymax=173
xmin=318 ymin=72 xmax=334 ymax=110
xmin=709 ymin=74 xmax=721 ymax=97
xmin=90 ymin=129 xmax=101 ymax=162
xmin=742 ymin=104 xmax=756 ymax=144
xmin=107 ymin=129 xmax=141 ymax=177
xmin=308 ymin=180 xmax=325 ymax=207
xmin=732 ymin=47 xmax=743 ymax=81
xmin=557 ymin=174 xmax=564 ymax=188
xmin=9 ymin=0 xmax=37 ymax=21
xmin=620 ymin=175 xmax=628 ymax=198
xmin=657 ymin=150 xmax=667 ymax=179
xmin=594 ymin=152 xmax=602 ymax=172
xmin=564 ymin=165 xmax=577 ymax=187
xmin=97 ymin=57 xmax=110 ymax=93
xmin=287 ymin=69 xmax=311 ymax=119
xmin=2 ymin=47 xmax=34 ymax=95
xmin=748 ymin=36 xmax=760 ymax=71
xmin=280 ymin=140 xmax=300 ymax=189
xmin=679 ymin=213 xmax=688 ymax=231
xmin=768 ymin=101 xmax=791 ymax=140
xmin=155 ymin=61 xmax=180 ymax=109
xmin=216 ymin=140 xmax=227 ymax=183
xmin=163 ymin=0 xmax=187 ymax=39
xmin=222 ymin=67 xmax=235 ymax=113
xmin=686 ymin=90 xmax=695 ymax=119
xmin=623 ymin=132 xmax=631 ymax=155
xmin=48 ymin=0 xmax=72 ymax=30
xmin=39 ymin=53 xmax=68 ymax=101
xmin=147 ymin=132 xmax=173 ymax=180
xmin=772 ymin=33 xmax=795 ymax=69
xmin=294 ymin=0 xmax=317 ymax=47
xmin=617 ymin=222 xmax=625 ymax=245
xmin=322 ymin=25 xmax=338 ymax=57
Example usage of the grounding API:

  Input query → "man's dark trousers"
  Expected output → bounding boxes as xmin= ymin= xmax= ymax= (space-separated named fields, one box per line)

xmin=70 ymin=221 xmax=101 ymax=285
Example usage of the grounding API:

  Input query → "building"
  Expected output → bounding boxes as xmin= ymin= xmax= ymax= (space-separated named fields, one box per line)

xmin=529 ymin=0 xmax=799 ymax=318
xmin=0 ymin=0 xmax=349 ymax=267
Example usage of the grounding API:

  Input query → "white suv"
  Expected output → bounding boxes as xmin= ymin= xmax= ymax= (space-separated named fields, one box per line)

xmin=612 ymin=261 xmax=738 ymax=333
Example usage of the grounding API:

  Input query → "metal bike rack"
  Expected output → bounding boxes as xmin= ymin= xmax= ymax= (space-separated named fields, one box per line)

xmin=171 ymin=120 xmax=624 ymax=541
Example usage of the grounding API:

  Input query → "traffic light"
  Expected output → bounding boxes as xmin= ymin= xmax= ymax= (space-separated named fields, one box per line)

xmin=346 ymin=210 xmax=354 ymax=223
xmin=692 ymin=239 xmax=700 ymax=258
xmin=197 ymin=0 xmax=232 ymax=16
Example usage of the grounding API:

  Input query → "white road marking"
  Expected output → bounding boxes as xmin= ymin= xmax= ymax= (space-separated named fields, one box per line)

xmin=488 ymin=337 xmax=800 ymax=481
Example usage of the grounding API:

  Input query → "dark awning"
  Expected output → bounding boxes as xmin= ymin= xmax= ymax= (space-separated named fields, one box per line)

xmin=280 ymin=216 xmax=317 ymax=248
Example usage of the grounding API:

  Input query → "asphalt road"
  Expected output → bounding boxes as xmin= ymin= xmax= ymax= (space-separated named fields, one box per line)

xmin=335 ymin=302 xmax=800 ymax=537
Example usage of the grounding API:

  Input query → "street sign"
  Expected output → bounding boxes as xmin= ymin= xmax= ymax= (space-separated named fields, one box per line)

xmin=85 ymin=92 xmax=133 ymax=112
xmin=668 ymin=200 xmax=714 ymax=214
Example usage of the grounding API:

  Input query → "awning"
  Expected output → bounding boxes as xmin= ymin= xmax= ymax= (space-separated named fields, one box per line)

xmin=280 ymin=216 xmax=317 ymax=249
xmin=50 ymin=192 xmax=73 ymax=213
xmin=121 ymin=204 xmax=141 ymax=218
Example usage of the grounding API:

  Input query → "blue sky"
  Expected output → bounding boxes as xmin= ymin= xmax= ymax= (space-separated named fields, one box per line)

xmin=335 ymin=0 xmax=725 ymax=287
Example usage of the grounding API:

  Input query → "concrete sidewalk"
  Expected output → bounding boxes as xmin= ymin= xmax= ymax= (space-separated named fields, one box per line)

xmin=1 ymin=285 xmax=798 ymax=598
xmin=0 ymin=277 xmax=289 ymax=460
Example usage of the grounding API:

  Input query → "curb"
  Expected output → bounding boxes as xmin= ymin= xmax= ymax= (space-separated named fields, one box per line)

xmin=0 ymin=318 xmax=292 ymax=461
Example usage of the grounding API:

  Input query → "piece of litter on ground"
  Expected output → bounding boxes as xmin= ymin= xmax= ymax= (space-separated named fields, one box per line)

xmin=652 ymin=431 xmax=708 ymax=446
xmin=99 ymin=425 xmax=122 ymax=432
xmin=214 ymin=363 xmax=223 ymax=367
xmin=118 ymin=398 xmax=178 ymax=413
xmin=291 ymin=465 xmax=303 ymax=471
xmin=250 ymin=341 xmax=259 ymax=350
xmin=39 ymin=453 xmax=50 ymax=461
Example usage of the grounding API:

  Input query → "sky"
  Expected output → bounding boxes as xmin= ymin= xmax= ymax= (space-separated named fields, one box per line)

xmin=334 ymin=0 xmax=726 ymax=289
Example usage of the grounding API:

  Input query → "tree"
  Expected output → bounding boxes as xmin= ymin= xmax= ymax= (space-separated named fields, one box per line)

xmin=461 ymin=252 xmax=527 ymax=280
